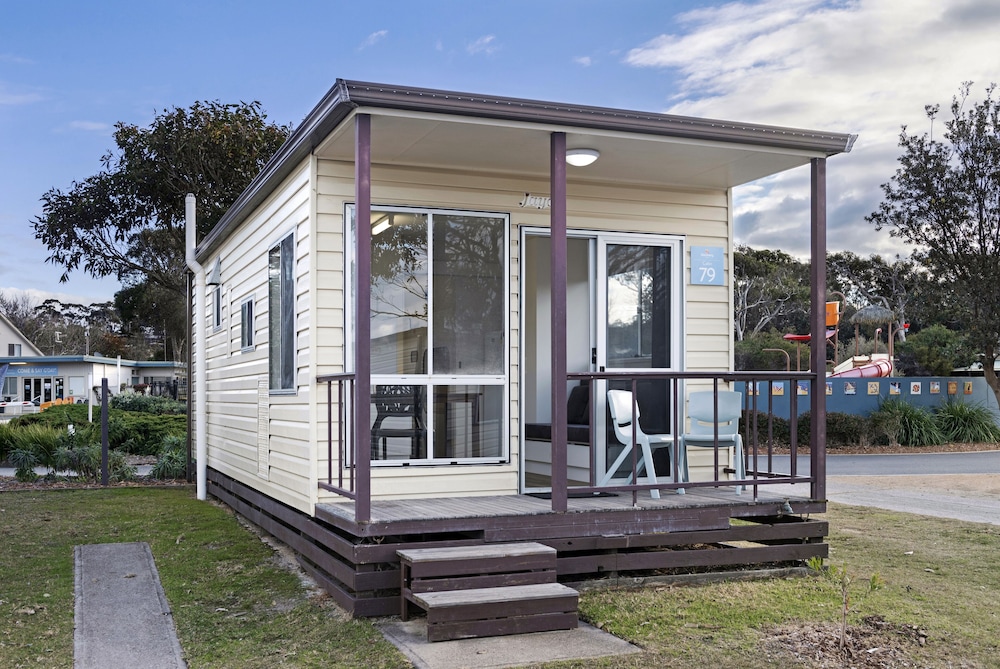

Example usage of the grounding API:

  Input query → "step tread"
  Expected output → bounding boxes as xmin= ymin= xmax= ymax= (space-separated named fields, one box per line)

xmin=413 ymin=582 xmax=577 ymax=609
xmin=398 ymin=542 xmax=554 ymax=563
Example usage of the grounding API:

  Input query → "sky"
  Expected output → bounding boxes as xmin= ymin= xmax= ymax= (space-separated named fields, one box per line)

xmin=2 ymin=0 xmax=999 ymax=307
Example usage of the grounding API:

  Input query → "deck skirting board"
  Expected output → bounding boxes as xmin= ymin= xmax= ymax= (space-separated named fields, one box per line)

xmin=207 ymin=468 xmax=827 ymax=618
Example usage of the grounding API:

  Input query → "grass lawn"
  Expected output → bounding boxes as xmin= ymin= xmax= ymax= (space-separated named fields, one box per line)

xmin=1 ymin=487 xmax=997 ymax=668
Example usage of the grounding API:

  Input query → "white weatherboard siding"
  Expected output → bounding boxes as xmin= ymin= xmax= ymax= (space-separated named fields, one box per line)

xmin=204 ymin=161 xmax=314 ymax=513
xmin=313 ymin=159 xmax=733 ymax=503
xmin=204 ymin=157 xmax=734 ymax=510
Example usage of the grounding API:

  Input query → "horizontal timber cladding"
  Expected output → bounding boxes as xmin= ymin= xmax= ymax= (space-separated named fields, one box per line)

xmin=208 ymin=468 xmax=827 ymax=618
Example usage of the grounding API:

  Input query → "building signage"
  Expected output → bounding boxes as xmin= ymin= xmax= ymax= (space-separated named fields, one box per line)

xmin=518 ymin=193 xmax=551 ymax=209
xmin=690 ymin=246 xmax=724 ymax=285
xmin=8 ymin=366 xmax=59 ymax=376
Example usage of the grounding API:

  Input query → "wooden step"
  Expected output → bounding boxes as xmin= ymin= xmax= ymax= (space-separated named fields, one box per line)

xmin=398 ymin=542 xmax=557 ymax=603
xmin=413 ymin=583 xmax=579 ymax=642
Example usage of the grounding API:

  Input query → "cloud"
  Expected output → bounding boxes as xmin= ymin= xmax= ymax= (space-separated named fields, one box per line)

xmin=467 ymin=35 xmax=498 ymax=56
xmin=359 ymin=30 xmax=388 ymax=50
xmin=0 ymin=83 xmax=43 ymax=106
xmin=0 ymin=54 xmax=33 ymax=65
xmin=574 ymin=56 xmax=593 ymax=67
xmin=67 ymin=120 xmax=112 ymax=133
xmin=624 ymin=0 xmax=1000 ymax=259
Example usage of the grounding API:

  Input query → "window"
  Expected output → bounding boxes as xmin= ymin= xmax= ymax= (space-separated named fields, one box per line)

xmin=8 ymin=344 xmax=21 ymax=356
xmin=240 ymin=297 xmax=255 ymax=351
xmin=351 ymin=205 xmax=508 ymax=464
xmin=268 ymin=234 xmax=295 ymax=391
xmin=212 ymin=284 xmax=222 ymax=330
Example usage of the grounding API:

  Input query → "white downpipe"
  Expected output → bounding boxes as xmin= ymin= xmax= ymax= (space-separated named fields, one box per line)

xmin=185 ymin=194 xmax=208 ymax=500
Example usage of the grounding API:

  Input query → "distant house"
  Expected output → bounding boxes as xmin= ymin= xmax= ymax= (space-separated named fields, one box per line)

xmin=0 ymin=351 xmax=185 ymax=414
xmin=189 ymin=79 xmax=854 ymax=616
xmin=0 ymin=312 xmax=42 ymax=360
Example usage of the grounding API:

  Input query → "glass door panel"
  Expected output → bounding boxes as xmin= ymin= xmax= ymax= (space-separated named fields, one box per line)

xmin=599 ymin=239 xmax=680 ymax=478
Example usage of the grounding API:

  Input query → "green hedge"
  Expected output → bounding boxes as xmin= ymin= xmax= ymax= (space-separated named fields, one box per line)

xmin=743 ymin=399 xmax=997 ymax=449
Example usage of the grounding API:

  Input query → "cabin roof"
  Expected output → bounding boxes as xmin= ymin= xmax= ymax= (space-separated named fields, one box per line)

xmin=198 ymin=78 xmax=856 ymax=261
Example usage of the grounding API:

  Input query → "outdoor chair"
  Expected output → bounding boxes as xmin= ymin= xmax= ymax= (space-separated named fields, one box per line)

xmin=600 ymin=389 xmax=677 ymax=499
xmin=371 ymin=385 xmax=426 ymax=460
xmin=679 ymin=390 xmax=746 ymax=494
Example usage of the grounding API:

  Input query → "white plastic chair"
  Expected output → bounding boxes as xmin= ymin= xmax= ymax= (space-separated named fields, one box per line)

xmin=600 ymin=389 xmax=676 ymax=499
xmin=679 ymin=390 xmax=746 ymax=494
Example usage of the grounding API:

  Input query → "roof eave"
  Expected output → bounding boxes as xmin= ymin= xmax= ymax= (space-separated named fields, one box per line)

xmin=196 ymin=79 xmax=857 ymax=262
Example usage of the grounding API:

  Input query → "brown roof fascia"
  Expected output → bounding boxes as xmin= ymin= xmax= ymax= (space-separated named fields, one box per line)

xmin=197 ymin=78 xmax=856 ymax=261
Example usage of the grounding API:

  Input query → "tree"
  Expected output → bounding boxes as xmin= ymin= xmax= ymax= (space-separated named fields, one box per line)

xmin=828 ymin=251 xmax=927 ymax=343
xmin=868 ymin=82 xmax=1000 ymax=405
xmin=733 ymin=246 xmax=809 ymax=341
xmin=33 ymin=101 xmax=291 ymax=354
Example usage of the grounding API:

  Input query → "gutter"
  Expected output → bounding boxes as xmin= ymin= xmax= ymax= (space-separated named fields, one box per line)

xmin=184 ymin=194 xmax=208 ymax=501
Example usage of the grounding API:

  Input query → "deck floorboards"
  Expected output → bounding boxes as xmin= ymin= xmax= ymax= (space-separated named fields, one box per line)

xmin=317 ymin=486 xmax=806 ymax=524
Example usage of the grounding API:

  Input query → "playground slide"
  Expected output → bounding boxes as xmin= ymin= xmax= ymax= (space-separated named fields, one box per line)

xmin=829 ymin=357 xmax=893 ymax=378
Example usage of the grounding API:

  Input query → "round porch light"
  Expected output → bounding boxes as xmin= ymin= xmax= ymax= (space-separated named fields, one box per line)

xmin=565 ymin=148 xmax=600 ymax=167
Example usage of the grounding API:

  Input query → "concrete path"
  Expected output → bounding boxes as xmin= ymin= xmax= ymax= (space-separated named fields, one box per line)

xmin=377 ymin=618 xmax=639 ymax=669
xmin=74 ymin=542 xmax=186 ymax=668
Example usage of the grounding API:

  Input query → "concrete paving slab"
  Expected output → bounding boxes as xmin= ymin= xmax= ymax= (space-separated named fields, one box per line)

xmin=377 ymin=618 xmax=639 ymax=669
xmin=74 ymin=542 xmax=186 ymax=669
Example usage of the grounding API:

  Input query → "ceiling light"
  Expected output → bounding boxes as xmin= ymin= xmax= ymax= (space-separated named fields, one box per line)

xmin=371 ymin=216 xmax=391 ymax=236
xmin=566 ymin=148 xmax=600 ymax=167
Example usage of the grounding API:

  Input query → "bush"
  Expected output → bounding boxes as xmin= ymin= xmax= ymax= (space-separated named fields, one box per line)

xmin=934 ymin=401 xmax=1000 ymax=444
xmin=9 ymin=403 xmax=187 ymax=456
xmin=151 ymin=435 xmax=188 ymax=480
xmin=869 ymin=398 xmax=945 ymax=447
xmin=742 ymin=409 xmax=791 ymax=445
xmin=830 ymin=412 xmax=869 ymax=448
xmin=8 ymin=448 xmax=39 ymax=482
xmin=7 ymin=424 xmax=61 ymax=468
xmin=0 ymin=422 xmax=14 ymax=461
xmin=111 ymin=393 xmax=186 ymax=415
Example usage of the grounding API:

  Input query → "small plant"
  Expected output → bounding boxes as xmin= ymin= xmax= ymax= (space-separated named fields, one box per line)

xmin=869 ymin=397 xmax=945 ymax=446
xmin=8 ymin=448 xmax=39 ymax=482
xmin=151 ymin=435 xmax=187 ymax=480
xmin=934 ymin=401 xmax=1000 ymax=444
xmin=807 ymin=556 xmax=884 ymax=653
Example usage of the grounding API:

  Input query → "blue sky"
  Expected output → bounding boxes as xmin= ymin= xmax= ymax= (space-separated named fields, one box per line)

xmin=2 ymin=0 xmax=999 ymax=306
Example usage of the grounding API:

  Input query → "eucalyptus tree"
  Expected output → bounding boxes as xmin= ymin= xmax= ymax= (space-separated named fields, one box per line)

xmin=868 ymin=82 xmax=1000 ymax=403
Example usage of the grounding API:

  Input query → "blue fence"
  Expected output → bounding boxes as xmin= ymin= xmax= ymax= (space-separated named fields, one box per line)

xmin=734 ymin=376 xmax=1000 ymax=424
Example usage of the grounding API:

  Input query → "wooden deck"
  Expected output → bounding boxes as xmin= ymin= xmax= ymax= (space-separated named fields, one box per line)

xmin=208 ymin=469 xmax=828 ymax=618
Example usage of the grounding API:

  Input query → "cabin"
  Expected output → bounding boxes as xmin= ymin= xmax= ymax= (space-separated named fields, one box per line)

xmin=190 ymin=79 xmax=854 ymax=621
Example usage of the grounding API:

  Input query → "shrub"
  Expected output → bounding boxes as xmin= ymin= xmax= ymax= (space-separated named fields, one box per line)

xmin=111 ymin=393 xmax=186 ymax=415
xmin=826 ymin=411 xmax=870 ymax=448
xmin=11 ymin=402 xmax=187 ymax=456
xmin=869 ymin=398 xmax=945 ymax=447
xmin=934 ymin=401 xmax=1000 ymax=444
xmin=0 ymin=422 xmax=14 ymax=461
xmin=8 ymin=448 xmax=39 ymax=482
xmin=151 ymin=435 xmax=188 ymax=480
xmin=742 ymin=409 xmax=791 ymax=446
xmin=7 ymin=424 xmax=61 ymax=468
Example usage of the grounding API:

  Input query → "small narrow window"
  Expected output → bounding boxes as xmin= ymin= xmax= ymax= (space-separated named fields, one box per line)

xmin=8 ymin=344 xmax=21 ymax=356
xmin=268 ymin=234 xmax=295 ymax=390
xmin=212 ymin=285 xmax=222 ymax=330
xmin=240 ymin=297 xmax=255 ymax=351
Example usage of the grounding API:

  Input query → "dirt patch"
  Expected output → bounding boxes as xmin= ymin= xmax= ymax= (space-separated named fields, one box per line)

xmin=762 ymin=615 xmax=931 ymax=669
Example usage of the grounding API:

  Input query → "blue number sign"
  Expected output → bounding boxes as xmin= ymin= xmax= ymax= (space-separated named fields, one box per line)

xmin=690 ymin=246 xmax=724 ymax=285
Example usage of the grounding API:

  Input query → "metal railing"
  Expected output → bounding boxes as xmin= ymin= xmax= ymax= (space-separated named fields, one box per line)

xmin=317 ymin=369 xmax=825 ymax=514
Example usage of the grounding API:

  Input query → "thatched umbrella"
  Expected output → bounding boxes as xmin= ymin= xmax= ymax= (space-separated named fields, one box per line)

xmin=850 ymin=304 xmax=896 ymax=356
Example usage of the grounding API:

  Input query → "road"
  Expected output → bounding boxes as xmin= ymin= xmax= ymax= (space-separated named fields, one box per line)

xmin=766 ymin=450 xmax=1000 ymax=526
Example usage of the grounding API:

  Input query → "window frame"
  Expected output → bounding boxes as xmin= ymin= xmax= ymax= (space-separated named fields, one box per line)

xmin=346 ymin=203 xmax=510 ymax=466
xmin=240 ymin=296 xmax=255 ymax=352
xmin=268 ymin=233 xmax=296 ymax=393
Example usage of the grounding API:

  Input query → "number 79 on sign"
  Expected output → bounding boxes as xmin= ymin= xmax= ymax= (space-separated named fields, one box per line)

xmin=690 ymin=246 xmax=724 ymax=285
